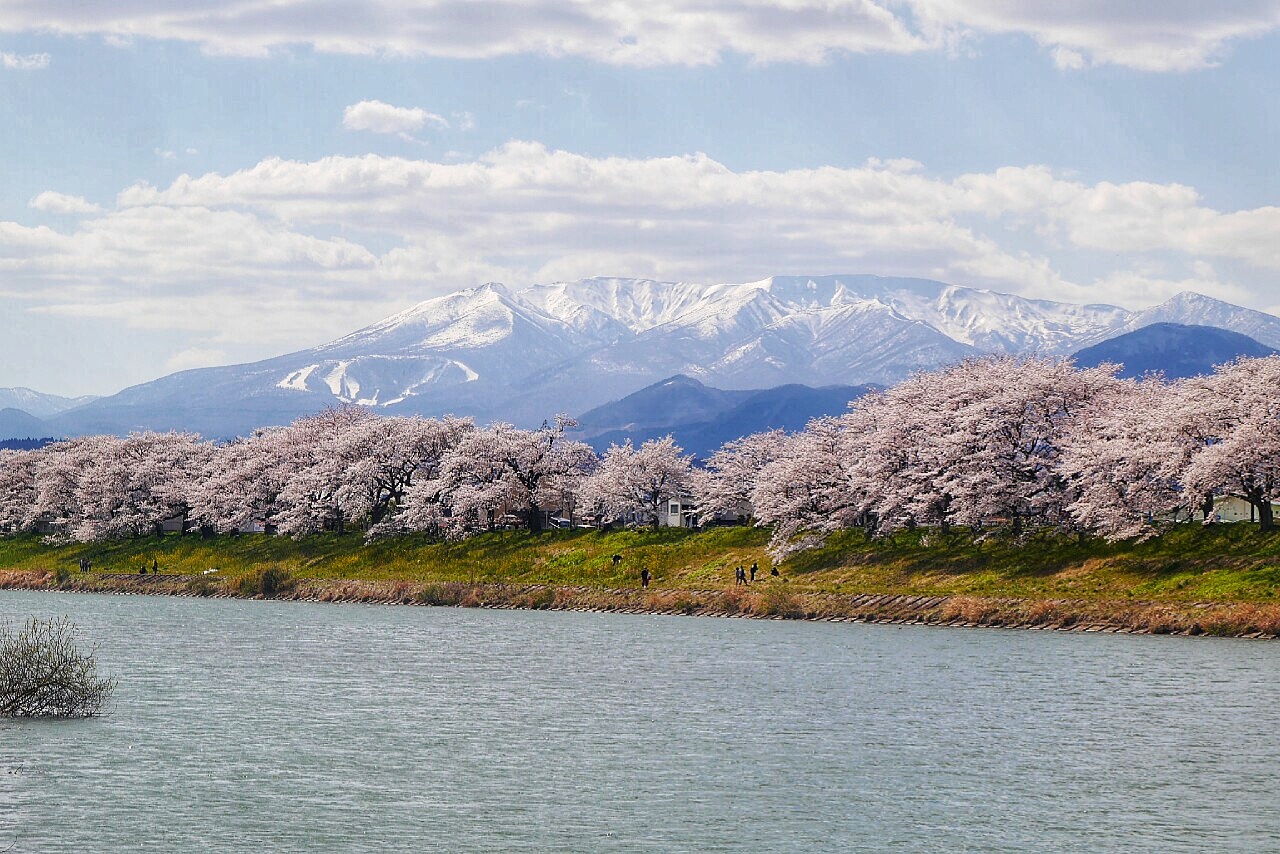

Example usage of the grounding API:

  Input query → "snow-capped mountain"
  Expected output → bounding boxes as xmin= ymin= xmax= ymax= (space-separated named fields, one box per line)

xmin=0 ymin=387 xmax=97 ymax=418
xmin=28 ymin=274 xmax=1280 ymax=439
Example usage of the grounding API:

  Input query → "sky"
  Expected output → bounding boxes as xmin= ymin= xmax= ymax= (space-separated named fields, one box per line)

xmin=1 ymin=1 xmax=1279 ymax=397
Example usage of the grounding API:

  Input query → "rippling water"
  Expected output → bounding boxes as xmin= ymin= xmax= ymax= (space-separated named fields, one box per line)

xmin=2 ymin=590 xmax=1279 ymax=852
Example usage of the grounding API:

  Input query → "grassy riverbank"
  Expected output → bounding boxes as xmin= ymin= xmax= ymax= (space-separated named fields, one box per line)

xmin=3 ymin=525 xmax=1280 ymax=635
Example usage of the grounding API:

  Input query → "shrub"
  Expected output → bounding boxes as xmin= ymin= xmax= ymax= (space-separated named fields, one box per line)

xmin=185 ymin=577 xmax=215 ymax=597
xmin=1 ymin=616 xmax=115 ymax=718
xmin=522 ymin=587 xmax=556 ymax=610
xmin=754 ymin=585 xmax=805 ymax=619
xmin=416 ymin=583 xmax=465 ymax=606
xmin=940 ymin=596 xmax=998 ymax=623
xmin=238 ymin=567 xmax=295 ymax=598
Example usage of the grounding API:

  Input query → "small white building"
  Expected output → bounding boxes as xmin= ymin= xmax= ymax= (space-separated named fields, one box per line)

xmin=661 ymin=496 xmax=699 ymax=528
xmin=658 ymin=494 xmax=752 ymax=528
xmin=1211 ymin=495 xmax=1280 ymax=523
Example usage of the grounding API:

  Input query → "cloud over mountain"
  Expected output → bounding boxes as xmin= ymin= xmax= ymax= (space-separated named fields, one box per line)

xmin=0 ymin=141 xmax=1275 ymax=378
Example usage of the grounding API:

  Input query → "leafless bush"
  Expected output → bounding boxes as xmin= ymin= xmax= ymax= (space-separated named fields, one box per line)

xmin=1 ymin=616 xmax=115 ymax=718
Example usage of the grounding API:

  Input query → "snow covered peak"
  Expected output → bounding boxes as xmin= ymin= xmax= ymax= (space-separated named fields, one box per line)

xmin=523 ymin=277 xmax=711 ymax=332
xmin=1127 ymin=291 xmax=1280 ymax=349
xmin=320 ymin=280 xmax=559 ymax=356
xmin=40 ymin=273 xmax=1280 ymax=439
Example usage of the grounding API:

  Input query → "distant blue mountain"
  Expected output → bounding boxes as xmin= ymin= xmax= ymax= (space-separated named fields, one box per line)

xmin=574 ymin=374 xmax=876 ymax=458
xmin=1073 ymin=323 xmax=1277 ymax=379
xmin=0 ymin=408 xmax=48 ymax=443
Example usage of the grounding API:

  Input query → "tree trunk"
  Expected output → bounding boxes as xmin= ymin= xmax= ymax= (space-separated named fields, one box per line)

xmin=1255 ymin=496 xmax=1275 ymax=532
xmin=528 ymin=503 xmax=543 ymax=533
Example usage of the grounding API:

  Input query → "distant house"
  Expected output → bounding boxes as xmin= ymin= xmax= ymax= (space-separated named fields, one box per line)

xmin=1211 ymin=495 xmax=1280 ymax=524
xmin=32 ymin=513 xmax=64 ymax=535
xmin=660 ymin=495 xmax=699 ymax=528
xmin=657 ymin=493 xmax=750 ymax=528
xmin=236 ymin=518 xmax=271 ymax=534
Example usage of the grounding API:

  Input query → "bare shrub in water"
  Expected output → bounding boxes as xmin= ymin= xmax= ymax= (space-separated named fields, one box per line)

xmin=1 ymin=616 xmax=115 ymax=718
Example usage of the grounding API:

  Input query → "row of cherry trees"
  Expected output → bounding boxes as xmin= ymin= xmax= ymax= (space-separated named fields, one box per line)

xmin=0 ymin=408 xmax=697 ymax=544
xmin=2 ymin=354 xmax=1278 ymax=558
xmin=710 ymin=354 xmax=1280 ymax=559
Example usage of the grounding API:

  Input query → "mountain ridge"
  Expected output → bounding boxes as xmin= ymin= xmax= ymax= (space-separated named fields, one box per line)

xmin=1072 ymin=323 xmax=1278 ymax=379
xmin=11 ymin=275 xmax=1280 ymax=439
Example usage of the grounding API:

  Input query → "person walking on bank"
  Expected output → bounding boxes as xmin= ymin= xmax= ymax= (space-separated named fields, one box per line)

xmin=640 ymin=568 xmax=651 ymax=589
xmin=152 ymin=557 xmax=159 ymax=575
xmin=734 ymin=566 xmax=745 ymax=586
xmin=771 ymin=566 xmax=780 ymax=578
xmin=750 ymin=562 xmax=758 ymax=582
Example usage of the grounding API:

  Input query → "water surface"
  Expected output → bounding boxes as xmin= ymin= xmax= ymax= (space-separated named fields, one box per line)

xmin=2 ymin=590 xmax=1278 ymax=852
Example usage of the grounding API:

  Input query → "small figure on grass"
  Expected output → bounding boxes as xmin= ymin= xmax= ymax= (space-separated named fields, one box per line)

xmin=611 ymin=554 xmax=622 ymax=568
xmin=640 ymin=568 xmax=651 ymax=589
xmin=771 ymin=566 xmax=780 ymax=578
xmin=152 ymin=558 xmax=159 ymax=575
xmin=735 ymin=566 xmax=747 ymax=586
xmin=750 ymin=562 xmax=758 ymax=582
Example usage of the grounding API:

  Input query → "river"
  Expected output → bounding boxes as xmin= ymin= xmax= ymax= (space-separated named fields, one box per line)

xmin=2 ymin=590 xmax=1278 ymax=852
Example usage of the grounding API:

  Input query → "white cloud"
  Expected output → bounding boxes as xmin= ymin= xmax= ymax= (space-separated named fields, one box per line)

xmin=0 ymin=2 xmax=927 ymax=65
xmin=2 ymin=143 xmax=1277 ymax=361
xmin=342 ymin=99 xmax=449 ymax=135
xmin=0 ymin=2 xmax=1276 ymax=70
xmin=912 ymin=0 xmax=1280 ymax=71
xmin=1 ymin=51 xmax=50 ymax=70
xmin=29 ymin=191 xmax=102 ymax=215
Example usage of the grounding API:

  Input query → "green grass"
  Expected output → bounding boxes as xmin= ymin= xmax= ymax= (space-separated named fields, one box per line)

xmin=4 ymin=522 xmax=1280 ymax=604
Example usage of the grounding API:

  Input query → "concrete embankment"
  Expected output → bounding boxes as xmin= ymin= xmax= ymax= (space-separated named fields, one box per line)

xmin=3 ymin=569 xmax=1278 ymax=639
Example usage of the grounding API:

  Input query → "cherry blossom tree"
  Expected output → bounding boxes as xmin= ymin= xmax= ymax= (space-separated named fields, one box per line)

xmin=385 ymin=415 xmax=595 ymax=538
xmin=69 ymin=431 xmax=214 ymax=541
xmin=340 ymin=415 xmax=475 ymax=526
xmin=271 ymin=406 xmax=383 ymax=536
xmin=857 ymin=356 xmax=1121 ymax=535
xmin=28 ymin=436 xmax=116 ymax=539
xmin=583 ymin=436 xmax=692 ymax=530
xmin=0 ymin=449 xmax=42 ymax=533
xmin=1181 ymin=356 xmax=1280 ymax=531
xmin=1059 ymin=378 xmax=1195 ymax=540
xmin=691 ymin=429 xmax=787 ymax=526
xmin=188 ymin=428 xmax=290 ymax=534
xmin=752 ymin=418 xmax=866 ymax=561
